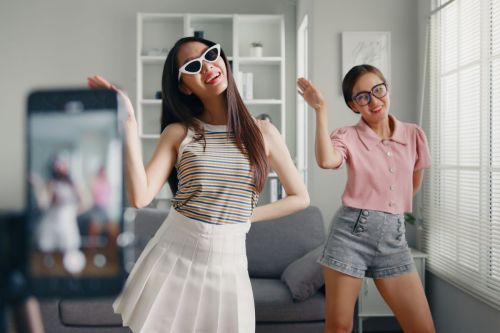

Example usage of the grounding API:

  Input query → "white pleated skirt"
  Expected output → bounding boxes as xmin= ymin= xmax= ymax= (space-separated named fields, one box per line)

xmin=113 ymin=207 xmax=255 ymax=333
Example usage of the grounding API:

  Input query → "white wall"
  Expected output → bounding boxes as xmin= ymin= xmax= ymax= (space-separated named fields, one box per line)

xmin=297 ymin=0 xmax=420 ymax=229
xmin=0 ymin=0 xmax=297 ymax=210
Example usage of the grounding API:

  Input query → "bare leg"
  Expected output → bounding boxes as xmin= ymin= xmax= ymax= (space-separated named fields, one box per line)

xmin=12 ymin=297 xmax=45 ymax=333
xmin=323 ymin=267 xmax=363 ymax=333
xmin=86 ymin=221 xmax=102 ymax=259
xmin=105 ymin=222 xmax=118 ymax=247
xmin=374 ymin=272 xmax=435 ymax=333
xmin=105 ymin=222 xmax=119 ymax=259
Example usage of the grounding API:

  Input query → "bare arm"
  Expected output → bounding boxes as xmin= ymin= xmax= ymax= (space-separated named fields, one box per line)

xmin=29 ymin=173 xmax=50 ymax=210
xmin=297 ymin=78 xmax=342 ymax=169
xmin=250 ymin=121 xmax=310 ymax=222
xmin=413 ymin=169 xmax=424 ymax=195
xmin=88 ymin=75 xmax=185 ymax=208
xmin=136 ymin=123 xmax=186 ymax=207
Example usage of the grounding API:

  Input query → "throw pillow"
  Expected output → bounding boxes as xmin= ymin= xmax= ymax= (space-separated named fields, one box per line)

xmin=280 ymin=245 xmax=325 ymax=301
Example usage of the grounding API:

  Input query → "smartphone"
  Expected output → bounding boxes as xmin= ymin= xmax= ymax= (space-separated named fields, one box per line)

xmin=26 ymin=89 xmax=129 ymax=298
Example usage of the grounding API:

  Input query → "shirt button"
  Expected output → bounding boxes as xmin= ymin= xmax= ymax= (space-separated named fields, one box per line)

xmin=387 ymin=151 xmax=393 ymax=157
xmin=383 ymin=140 xmax=390 ymax=145
xmin=390 ymin=185 xmax=395 ymax=191
xmin=389 ymin=167 xmax=395 ymax=173
xmin=388 ymin=202 xmax=394 ymax=207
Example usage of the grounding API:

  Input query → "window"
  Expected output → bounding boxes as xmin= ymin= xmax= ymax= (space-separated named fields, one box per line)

xmin=422 ymin=0 xmax=500 ymax=309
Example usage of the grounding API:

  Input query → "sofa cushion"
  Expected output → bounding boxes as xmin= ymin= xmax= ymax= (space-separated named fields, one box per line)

xmin=131 ymin=208 xmax=168 ymax=260
xmin=247 ymin=206 xmax=325 ymax=278
xmin=59 ymin=298 xmax=121 ymax=326
xmin=251 ymin=278 xmax=325 ymax=322
xmin=281 ymin=245 xmax=325 ymax=301
xmin=59 ymin=280 xmax=326 ymax=326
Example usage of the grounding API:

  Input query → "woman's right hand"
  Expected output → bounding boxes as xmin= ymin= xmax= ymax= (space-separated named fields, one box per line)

xmin=297 ymin=77 xmax=326 ymax=112
xmin=87 ymin=75 xmax=136 ymax=123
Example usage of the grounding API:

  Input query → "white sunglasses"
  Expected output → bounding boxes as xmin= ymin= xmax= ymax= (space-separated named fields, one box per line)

xmin=177 ymin=44 xmax=221 ymax=82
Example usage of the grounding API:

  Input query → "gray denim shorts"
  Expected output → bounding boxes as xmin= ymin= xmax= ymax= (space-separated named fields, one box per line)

xmin=318 ymin=206 xmax=415 ymax=279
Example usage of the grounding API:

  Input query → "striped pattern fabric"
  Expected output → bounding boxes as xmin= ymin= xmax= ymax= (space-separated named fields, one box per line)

xmin=172 ymin=126 xmax=258 ymax=224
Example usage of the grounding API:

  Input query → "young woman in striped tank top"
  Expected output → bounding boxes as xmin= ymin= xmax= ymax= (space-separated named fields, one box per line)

xmin=88 ymin=37 xmax=309 ymax=333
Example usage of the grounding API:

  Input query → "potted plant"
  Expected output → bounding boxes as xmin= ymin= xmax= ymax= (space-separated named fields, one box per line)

xmin=404 ymin=212 xmax=416 ymax=225
xmin=250 ymin=41 xmax=263 ymax=57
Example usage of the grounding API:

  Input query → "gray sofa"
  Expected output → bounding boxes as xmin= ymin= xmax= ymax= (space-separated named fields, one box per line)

xmin=39 ymin=206 xmax=326 ymax=333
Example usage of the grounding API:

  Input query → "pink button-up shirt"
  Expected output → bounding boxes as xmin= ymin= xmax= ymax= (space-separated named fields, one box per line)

xmin=330 ymin=114 xmax=431 ymax=214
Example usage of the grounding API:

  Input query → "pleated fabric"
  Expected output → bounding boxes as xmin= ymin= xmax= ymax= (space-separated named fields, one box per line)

xmin=113 ymin=207 xmax=255 ymax=333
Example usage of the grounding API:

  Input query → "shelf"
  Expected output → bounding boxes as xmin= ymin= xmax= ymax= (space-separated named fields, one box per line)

xmin=141 ymin=99 xmax=162 ymax=105
xmin=244 ymin=99 xmax=282 ymax=105
xmin=140 ymin=134 xmax=160 ymax=139
xmin=141 ymin=56 xmax=167 ymax=64
xmin=189 ymin=14 xmax=233 ymax=21
xmin=141 ymin=13 xmax=184 ymax=21
xmin=238 ymin=57 xmax=282 ymax=65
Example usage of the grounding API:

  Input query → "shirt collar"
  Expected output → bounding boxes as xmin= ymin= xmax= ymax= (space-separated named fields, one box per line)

xmin=355 ymin=114 xmax=407 ymax=151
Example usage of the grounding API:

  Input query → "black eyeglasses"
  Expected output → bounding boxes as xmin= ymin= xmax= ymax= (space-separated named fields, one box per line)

xmin=352 ymin=83 xmax=388 ymax=106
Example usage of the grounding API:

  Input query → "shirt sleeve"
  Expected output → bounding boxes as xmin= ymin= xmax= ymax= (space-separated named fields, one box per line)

xmin=414 ymin=126 xmax=432 ymax=171
xmin=330 ymin=128 xmax=349 ymax=170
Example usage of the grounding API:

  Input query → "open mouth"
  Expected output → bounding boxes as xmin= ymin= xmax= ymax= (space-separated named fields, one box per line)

xmin=205 ymin=72 xmax=222 ymax=84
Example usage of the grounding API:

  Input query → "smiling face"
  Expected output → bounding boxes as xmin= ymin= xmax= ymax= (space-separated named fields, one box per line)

xmin=177 ymin=41 xmax=228 ymax=99
xmin=348 ymin=72 xmax=390 ymax=124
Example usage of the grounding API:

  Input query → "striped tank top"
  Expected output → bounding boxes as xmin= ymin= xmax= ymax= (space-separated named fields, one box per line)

xmin=171 ymin=122 xmax=259 ymax=224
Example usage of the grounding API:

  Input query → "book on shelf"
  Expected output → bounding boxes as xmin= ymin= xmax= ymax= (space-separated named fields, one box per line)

xmin=236 ymin=71 xmax=253 ymax=100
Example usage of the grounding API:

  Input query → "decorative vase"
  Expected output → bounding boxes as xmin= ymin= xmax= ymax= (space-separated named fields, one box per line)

xmin=250 ymin=45 xmax=263 ymax=57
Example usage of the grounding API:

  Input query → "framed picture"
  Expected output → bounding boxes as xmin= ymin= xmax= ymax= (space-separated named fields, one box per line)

xmin=341 ymin=31 xmax=391 ymax=82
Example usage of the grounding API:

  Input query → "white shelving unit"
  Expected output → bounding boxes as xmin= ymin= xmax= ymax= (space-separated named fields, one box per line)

xmin=136 ymin=13 xmax=285 ymax=204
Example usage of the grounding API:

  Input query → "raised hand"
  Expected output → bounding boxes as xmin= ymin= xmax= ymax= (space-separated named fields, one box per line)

xmin=87 ymin=75 xmax=136 ymax=123
xmin=297 ymin=77 xmax=326 ymax=112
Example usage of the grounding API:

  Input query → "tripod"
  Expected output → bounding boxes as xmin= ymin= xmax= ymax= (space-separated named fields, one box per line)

xmin=0 ymin=212 xmax=45 ymax=333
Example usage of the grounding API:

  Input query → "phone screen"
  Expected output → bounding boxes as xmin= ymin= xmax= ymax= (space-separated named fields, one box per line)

xmin=27 ymin=91 xmax=123 ymax=281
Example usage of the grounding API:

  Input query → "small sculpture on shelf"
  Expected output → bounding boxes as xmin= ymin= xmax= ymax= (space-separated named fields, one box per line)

xmin=250 ymin=41 xmax=263 ymax=57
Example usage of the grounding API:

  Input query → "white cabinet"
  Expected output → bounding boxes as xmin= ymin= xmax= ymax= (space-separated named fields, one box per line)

xmin=136 ymin=13 xmax=285 ymax=204
xmin=357 ymin=248 xmax=427 ymax=333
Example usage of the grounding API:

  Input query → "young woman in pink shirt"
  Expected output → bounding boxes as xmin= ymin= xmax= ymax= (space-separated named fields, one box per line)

xmin=297 ymin=65 xmax=436 ymax=333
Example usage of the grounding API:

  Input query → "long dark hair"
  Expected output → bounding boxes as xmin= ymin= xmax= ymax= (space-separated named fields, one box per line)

xmin=49 ymin=156 xmax=72 ymax=184
xmin=342 ymin=64 xmax=387 ymax=113
xmin=161 ymin=37 xmax=269 ymax=195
